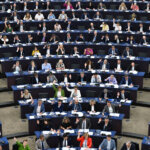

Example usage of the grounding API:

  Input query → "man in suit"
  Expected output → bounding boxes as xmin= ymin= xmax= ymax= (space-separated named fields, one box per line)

xmin=91 ymin=30 xmax=99 ymax=43
xmin=35 ymin=134 xmax=49 ymax=150
xmin=75 ymin=116 xmax=91 ymax=129
xmin=121 ymin=141 xmax=135 ymax=150
xmin=128 ymin=62 xmax=138 ymax=71
xmin=16 ymin=47 xmax=25 ymax=58
xmin=82 ymin=12 xmax=90 ymax=19
xmin=33 ymin=99 xmax=45 ymax=115
xmin=108 ymin=46 xmax=118 ymax=56
xmin=99 ymin=135 xmax=116 ymax=150
xmin=140 ymin=35 xmax=149 ymax=45
xmin=58 ymin=133 xmax=72 ymax=148
xmin=99 ymin=59 xmax=110 ymax=70
xmin=52 ymin=100 xmax=64 ymax=112
xmin=117 ymin=90 xmax=129 ymax=100
xmin=120 ymin=75 xmax=133 ymax=86
xmin=68 ymin=97 xmax=82 ymax=112
xmin=102 ymin=101 xmax=115 ymax=114
xmin=77 ymin=72 xmax=87 ymax=83
xmin=98 ymin=117 xmax=112 ymax=131
xmin=99 ymin=89 xmax=113 ymax=100
xmin=31 ymin=72 xmax=41 ymax=84
xmin=122 ymin=47 xmax=133 ymax=57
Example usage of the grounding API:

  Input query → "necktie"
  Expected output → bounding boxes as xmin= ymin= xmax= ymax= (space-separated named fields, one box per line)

xmin=42 ymin=141 xmax=44 ymax=150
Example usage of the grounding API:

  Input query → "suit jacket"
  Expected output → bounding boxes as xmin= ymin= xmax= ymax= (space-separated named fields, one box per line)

xmin=52 ymin=85 xmax=65 ymax=98
xmin=31 ymin=76 xmax=42 ymax=84
xmin=120 ymin=77 xmax=133 ymax=85
xmin=87 ymin=104 xmax=98 ymax=112
xmin=58 ymin=137 xmax=72 ymax=147
xmin=28 ymin=65 xmax=37 ymax=71
xmin=35 ymin=138 xmax=49 ymax=150
xmin=102 ymin=104 xmax=116 ymax=114
xmin=77 ymin=118 xmax=91 ymax=129
xmin=100 ymin=91 xmax=113 ymax=99
xmin=122 ymin=49 xmax=133 ymax=57
xmin=127 ymin=65 xmax=138 ymax=71
xmin=33 ymin=103 xmax=45 ymax=114
xmin=77 ymin=136 xmax=92 ymax=148
xmin=99 ymin=139 xmax=116 ymax=150
xmin=108 ymin=48 xmax=118 ymax=55
xmin=100 ymin=62 xmax=110 ymax=70
xmin=53 ymin=103 xmax=64 ymax=112
xmin=16 ymin=51 xmax=25 ymax=57
xmin=117 ymin=92 xmax=129 ymax=100
xmin=82 ymin=13 xmax=90 ymax=19
xmin=121 ymin=143 xmax=135 ymax=150
xmin=69 ymin=103 xmax=82 ymax=111
xmin=77 ymin=75 xmax=87 ymax=82
xmin=98 ymin=121 xmax=112 ymax=131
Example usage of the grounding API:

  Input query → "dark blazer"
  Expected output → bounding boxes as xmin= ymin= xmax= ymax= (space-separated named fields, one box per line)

xmin=77 ymin=118 xmax=91 ymax=129
xmin=31 ymin=76 xmax=42 ymax=84
xmin=140 ymin=39 xmax=149 ymax=45
xmin=98 ymin=121 xmax=112 ymax=131
xmin=33 ymin=104 xmax=45 ymax=114
xmin=77 ymin=75 xmax=87 ymax=82
xmin=87 ymin=104 xmax=98 ymax=112
xmin=82 ymin=13 xmax=90 ymax=19
xmin=28 ymin=65 xmax=37 ymax=71
xmin=121 ymin=143 xmax=135 ymax=150
xmin=53 ymin=103 xmax=64 ymax=112
xmin=100 ymin=62 xmax=110 ymax=70
xmin=122 ymin=49 xmax=133 ymax=57
xmin=117 ymin=92 xmax=129 ymax=100
xmin=100 ymin=91 xmax=113 ymax=99
xmin=120 ymin=77 xmax=133 ymax=85
xmin=127 ymin=64 xmax=138 ymax=71
xmin=58 ymin=136 xmax=72 ymax=147
xmin=102 ymin=104 xmax=116 ymax=114
xmin=108 ymin=48 xmax=118 ymax=55
xmin=37 ymin=120 xmax=54 ymax=131
xmin=93 ymin=14 xmax=102 ymax=19
xmin=16 ymin=51 xmax=25 ymax=57
xmin=69 ymin=103 xmax=82 ymax=111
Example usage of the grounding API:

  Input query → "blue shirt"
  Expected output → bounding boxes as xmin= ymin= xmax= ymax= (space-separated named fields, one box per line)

xmin=42 ymin=63 xmax=52 ymax=71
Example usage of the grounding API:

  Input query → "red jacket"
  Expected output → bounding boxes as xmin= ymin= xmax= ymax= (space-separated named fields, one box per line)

xmin=77 ymin=136 xmax=92 ymax=148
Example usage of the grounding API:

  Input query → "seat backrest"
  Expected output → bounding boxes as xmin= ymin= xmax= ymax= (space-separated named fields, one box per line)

xmin=71 ymin=64 xmax=80 ymax=69
xmin=138 ymin=52 xmax=147 ymax=57
xmin=78 ymin=26 xmax=85 ymax=30
xmin=97 ymin=50 xmax=106 ymax=55
xmin=38 ymin=93 xmax=49 ymax=98
xmin=86 ymin=90 xmax=96 ymax=97
xmin=15 ymin=78 xmax=24 ymax=85
xmin=2 ymin=52 xmax=13 ymax=58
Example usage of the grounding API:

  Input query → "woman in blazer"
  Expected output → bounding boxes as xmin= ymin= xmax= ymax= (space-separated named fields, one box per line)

xmin=77 ymin=132 xmax=92 ymax=148
xmin=28 ymin=60 xmax=37 ymax=71
xmin=66 ymin=85 xmax=81 ymax=98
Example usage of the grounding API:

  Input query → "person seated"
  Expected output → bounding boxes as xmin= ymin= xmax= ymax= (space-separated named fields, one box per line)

xmin=82 ymin=12 xmax=90 ymax=20
xmin=75 ymin=116 xmax=91 ymax=129
xmin=91 ymin=30 xmax=99 ymax=43
xmin=47 ymin=11 xmax=56 ymax=20
xmin=122 ymin=47 xmax=133 ymax=57
xmin=26 ymin=34 xmax=33 ymax=43
xmin=33 ymin=99 xmax=45 ymax=115
xmin=100 ymin=22 xmax=109 ymax=32
xmin=120 ymin=75 xmax=133 ymax=86
xmin=35 ymin=134 xmax=49 ymax=150
xmin=43 ymin=44 xmax=51 ymax=57
xmin=99 ymin=59 xmax=110 ymax=70
xmin=76 ymin=1 xmax=82 ymax=9
xmin=128 ymin=62 xmax=138 ymax=71
xmin=60 ymin=117 xmax=72 ymax=130
xmin=145 ymin=3 xmax=150 ymax=12
xmin=52 ymin=100 xmax=64 ymax=112
xmin=131 ymin=2 xmax=139 ymax=11
xmin=4 ymin=22 xmax=13 ymax=33
xmin=28 ymin=60 xmax=37 ymax=71
xmin=113 ymin=34 xmax=121 ymax=44
xmin=77 ymin=132 xmax=92 ymax=148
xmin=93 ymin=11 xmax=102 ymax=20
xmin=49 ymin=34 xmax=60 ymax=43
xmin=91 ymin=73 xmax=102 ymax=83
xmin=14 ymin=138 xmax=30 ymax=150
xmin=84 ymin=48 xmax=93 ymax=55
xmin=88 ymin=99 xmax=98 ymax=112
xmin=58 ymin=11 xmax=68 ymax=21
xmin=56 ymin=59 xmax=65 ymax=70
xmin=126 ymin=22 xmax=132 ymax=32
xmin=52 ymin=82 xmax=65 ymax=98
xmin=16 ymin=47 xmax=24 ymax=58
xmin=130 ymin=13 xmax=137 ymax=21
xmin=105 ymin=75 xmax=118 ymax=84
xmin=84 ymin=59 xmax=94 ymax=70
xmin=86 ymin=2 xmax=95 ymax=9
xmin=76 ymin=34 xmax=85 ymax=42
xmin=117 ymin=90 xmax=129 ymax=100
xmin=66 ymin=85 xmax=81 ymax=98
xmin=88 ymin=22 xmax=95 ymax=31
xmin=12 ymin=61 xmax=22 ymax=72
xmin=115 ymin=59 xmax=122 ymax=71
xmin=41 ymin=32 xmax=48 ymax=42
xmin=35 ymin=11 xmax=44 ymax=21
xmin=42 ymin=60 xmax=52 ymax=71
xmin=36 ymin=119 xmax=55 ymax=131
xmin=140 ymin=36 xmax=149 ymax=45
xmin=113 ymin=20 xmax=122 ymax=31
xmin=0 ymin=35 xmax=9 ymax=45
xmin=98 ymin=117 xmax=112 ymax=131
xmin=68 ymin=97 xmax=82 ymax=112
xmin=101 ymin=34 xmax=110 ymax=43
xmin=97 ymin=2 xmax=106 ymax=10
xmin=119 ymin=2 xmax=127 ymax=11
xmin=14 ymin=35 xmax=21 ymax=44
xmin=64 ymin=1 xmax=73 ymax=10
xmin=138 ymin=23 xmax=144 ymax=33
xmin=31 ymin=72 xmax=41 ymax=84
xmin=99 ymin=135 xmax=116 ymax=150
xmin=64 ymin=33 xmax=72 ymax=43
xmin=63 ymin=73 xmax=72 ymax=83
xmin=102 ymin=101 xmax=115 ymax=114
xmin=121 ymin=141 xmax=135 ymax=150
xmin=56 ymin=43 xmax=65 ymax=55
xmin=54 ymin=22 xmax=62 ymax=31
xmin=47 ymin=72 xmax=58 ymax=83
xmin=77 ymin=72 xmax=87 ymax=84
xmin=99 ymin=89 xmax=113 ymax=100
xmin=108 ymin=46 xmax=118 ymax=56
xmin=126 ymin=35 xmax=136 ymax=44
xmin=71 ymin=46 xmax=80 ymax=55
xmin=21 ymin=89 xmax=33 ymax=100
xmin=23 ymin=12 xmax=32 ymax=21
xmin=32 ymin=47 xmax=41 ymax=57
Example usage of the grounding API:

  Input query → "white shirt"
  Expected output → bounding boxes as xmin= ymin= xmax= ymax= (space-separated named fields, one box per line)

xmin=91 ymin=105 xmax=95 ymax=112
xmin=107 ymin=141 xmax=111 ymax=150
xmin=64 ymin=77 xmax=68 ymax=83
xmin=57 ymin=91 xmax=61 ymax=98
xmin=102 ymin=64 xmax=106 ymax=70
xmin=35 ymin=13 xmax=44 ymax=21
xmin=117 ymin=64 xmax=121 ymax=70
xmin=46 ymin=49 xmax=50 ymax=56
xmin=108 ymin=106 xmax=113 ymax=113
xmin=131 ymin=66 xmax=135 ymax=71
xmin=37 ymin=106 xmax=41 ymax=113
